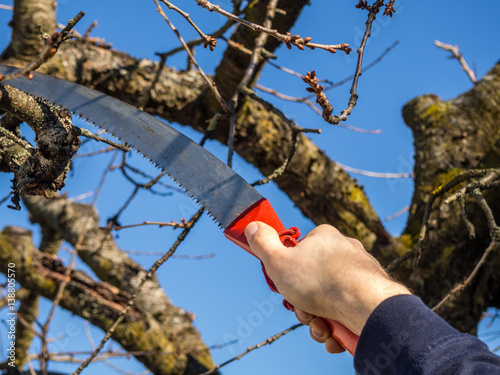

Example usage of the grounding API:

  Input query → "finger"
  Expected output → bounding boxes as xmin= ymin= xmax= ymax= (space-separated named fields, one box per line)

xmin=244 ymin=221 xmax=284 ymax=261
xmin=295 ymin=309 xmax=314 ymax=325
xmin=309 ymin=317 xmax=331 ymax=343
xmin=325 ymin=337 xmax=346 ymax=354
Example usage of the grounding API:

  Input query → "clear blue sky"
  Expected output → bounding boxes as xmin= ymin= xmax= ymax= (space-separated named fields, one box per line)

xmin=0 ymin=1 xmax=499 ymax=374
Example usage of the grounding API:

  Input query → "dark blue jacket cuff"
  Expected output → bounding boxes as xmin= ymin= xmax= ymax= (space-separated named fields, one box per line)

xmin=353 ymin=294 xmax=500 ymax=374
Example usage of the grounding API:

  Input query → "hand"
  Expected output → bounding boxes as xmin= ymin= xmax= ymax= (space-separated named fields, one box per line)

xmin=244 ymin=222 xmax=410 ymax=338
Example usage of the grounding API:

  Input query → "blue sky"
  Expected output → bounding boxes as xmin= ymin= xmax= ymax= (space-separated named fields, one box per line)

xmin=0 ymin=1 xmax=499 ymax=374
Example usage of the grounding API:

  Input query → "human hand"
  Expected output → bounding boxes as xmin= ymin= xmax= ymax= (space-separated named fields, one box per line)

xmin=244 ymin=222 xmax=410 ymax=339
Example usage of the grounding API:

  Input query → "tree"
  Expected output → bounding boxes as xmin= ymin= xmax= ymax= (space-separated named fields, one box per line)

xmin=0 ymin=0 xmax=499 ymax=374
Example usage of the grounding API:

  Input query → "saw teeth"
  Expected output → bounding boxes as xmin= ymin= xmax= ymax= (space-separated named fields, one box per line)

xmin=4 ymin=69 xmax=230 ymax=228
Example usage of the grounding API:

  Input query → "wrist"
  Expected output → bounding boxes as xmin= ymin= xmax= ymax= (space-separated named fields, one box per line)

xmin=339 ymin=281 xmax=411 ymax=335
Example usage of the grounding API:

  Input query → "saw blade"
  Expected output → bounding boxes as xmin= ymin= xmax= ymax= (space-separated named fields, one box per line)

xmin=0 ymin=64 xmax=263 ymax=228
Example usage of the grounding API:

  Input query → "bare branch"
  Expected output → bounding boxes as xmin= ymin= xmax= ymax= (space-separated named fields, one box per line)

xmin=111 ymin=220 xmax=188 ymax=231
xmin=335 ymin=161 xmax=414 ymax=178
xmin=0 ymin=12 xmax=85 ymax=82
xmin=434 ymin=40 xmax=477 ymax=84
xmin=252 ymin=126 xmax=320 ymax=186
xmin=194 ymin=0 xmax=351 ymax=54
xmin=199 ymin=323 xmax=303 ymax=375
xmin=76 ymin=128 xmax=129 ymax=152
xmin=382 ymin=205 xmax=410 ymax=223
xmin=159 ymin=0 xmax=216 ymax=51
xmin=154 ymin=0 xmax=229 ymax=113
xmin=301 ymin=9 xmax=378 ymax=125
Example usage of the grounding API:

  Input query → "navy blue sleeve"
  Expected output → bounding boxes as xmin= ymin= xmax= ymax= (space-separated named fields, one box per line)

xmin=353 ymin=294 xmax=500 ymax=375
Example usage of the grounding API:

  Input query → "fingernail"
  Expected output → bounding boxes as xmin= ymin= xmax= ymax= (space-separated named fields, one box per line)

xmin=296 ymin=310 xmax=309 ymax=321
xmin=311 ymin=329 xmax=324 ymax=340
xmin=244 ymin=222 xmax=259 ymax=240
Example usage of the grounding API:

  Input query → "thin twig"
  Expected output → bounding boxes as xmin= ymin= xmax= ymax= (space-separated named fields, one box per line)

xmin=434 ymin=40 xmax=477 ymax=84
xmin=71 ymin=207 xmax=205 ymax=375
xmin=223 ymin=37 xmax=277 ymax=61
xmin=122 ymin=249 xmax=215 ymax=259
xmin=157 ymin=0 xmax=245 ymax=59
xmin=74 ymin=146 xmax=116 ymax=158
xmin=301 ymin=9 xmax=378 ymax=125
xmin=255 ymin=83 xmax=374 ymax=132
xmin=92 ymin=151 xmax=119 ymax=207
xmin=154 ymin=0 xmax=229 ymax=113
xmin=40 ymin=246 xmax=79 ymax=374
xmin=0 ymin=12 xmax=85 ymax=82
xmin=335 ymin=161 xmax=413 ymax=178
xmin=199 ymin=323 xmax=303 ymax=375
xmin=252 ymin=127 xmax=320 ymax=186
xmin=194 ymin=0 xmax=351 ymax=54
xmin=312 ymin=40 xmax=399 ymax=96
xmin=456 ymin=191 xmax=475 ymax=239
xmin=77 ymin=128 xmax=130 ymax=151
xmin=382 ymin=205 xmax=410 ymax=223
xmin=111 ymin=220 xmax=188 ymax=231
xmin=159 ymin=0 xmax=216 ymax=50
xmin=83 ymin=20 xmax=98 ymax=39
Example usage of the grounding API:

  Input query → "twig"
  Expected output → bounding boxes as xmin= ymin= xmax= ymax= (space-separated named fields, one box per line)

xmin=119 ymin=161 xmax=183 ymax=193
xmin=194 ymin=0 xmax=351 ymax=54
xmin=312 ymin=40 xmax=399 ymax=96
xmin=92 ymin=151 xmax=119 ymax=207
xmin=76 ymin=128 xmax=130 ymax=151
xmin=335 ymin=161 xmax=413 ymax=178
xmin=199 ymin=323 xmax=303 ymax=375
xmin=434 ymin=40 xmax=477 ymax=84
xmin=0 ymin=4 xmax=13 ymax=10
xmin=56 ymin=11 xmax=85 ymax=49
xmin=267 ymin=61 xmax=332 ymax=83
xmin=223 ymin=37 xmax=277 ymax=60
xmin=111 ymin=220 xmax=188 ymax=231
xmin=252 ymin=127 xmax=320 ymax=186
xmin=456 ymin=191 xmax=475 ymax=239
xmin=301 ymin=9 xmax=378 ymax=125
xmin=83 ymin=20 xmax=98 ymax=39
xmin=154 ymin=0 xmax=229 ymax=113
xmin=0 ymin=12 xmax=85 ymax=82
xmin=157 ymin=0 xmax=245 ymax=59
xmin=71 ymin=207 xmax=205 ymax=375
xmin=40 ymin=247 xmax=79 ymax=374
xmin=122 ymin=249 xmax=215 ymax=259
xmin=74 ymin=146 xmax=116 ymax=158
xmin=159 ymin=0 xmax=216 ymax=50
xmin=382 ymin=205 xmax=410 ymax=223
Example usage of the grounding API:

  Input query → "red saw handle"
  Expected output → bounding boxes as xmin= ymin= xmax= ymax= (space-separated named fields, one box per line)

xmin=224 ymin=198 xmax=359 ymax=355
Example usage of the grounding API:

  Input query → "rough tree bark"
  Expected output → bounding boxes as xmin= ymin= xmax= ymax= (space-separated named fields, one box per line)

xmin=0 ymin=0 xmax=499 ymax=373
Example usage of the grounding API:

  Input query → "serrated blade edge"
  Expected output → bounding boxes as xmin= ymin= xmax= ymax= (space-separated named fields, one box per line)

xmin=0 ymin=65 xmax=263 ymax=228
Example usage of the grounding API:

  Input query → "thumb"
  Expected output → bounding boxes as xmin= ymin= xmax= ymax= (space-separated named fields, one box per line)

xmin=244 ymin=221 xmax=284 ymax=261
